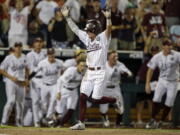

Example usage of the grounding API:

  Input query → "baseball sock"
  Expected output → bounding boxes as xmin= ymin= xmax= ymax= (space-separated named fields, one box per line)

xmin=101 ymin=113 xmax=108 ymax=121
xmin=59 ymin=109 xmax=74 ymax=126
xmin=116 ymin=114 xmax=122 ymax=126
xmin=91 ymin=97 xmax=116 ymax=104
xmin=161 ymin=106 xmax=171 ymax=121
xmin=79 ymin=93 xmax=88 ymax=122
xmin=152 ymin=102 xmax=161 ymax=119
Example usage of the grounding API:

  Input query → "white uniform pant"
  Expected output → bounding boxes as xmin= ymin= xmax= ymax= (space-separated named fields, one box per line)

xmin=81 ymin=69 xmax=106 ymax=99
xmin=23 ymin=93 xmax=33 ymax=126
xmin=153 ymin=79 xmax=178 ymax=107
xmin=41 ymin=84 xmax=56 ymax=118
xmin=30 ymin=78 xmax=43 ymax=125
xmin=23 ymin=108 xmax=33 ymax=126
xmin=56 ymin=87 xmax=78 ymax=115
xmin=1 ymin=79 xmax=25 ymax=124
xmin=100 ymin=86 xmax=124 ymax=114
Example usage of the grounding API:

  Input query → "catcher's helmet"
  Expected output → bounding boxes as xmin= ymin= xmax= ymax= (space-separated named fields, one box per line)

xmin=84 ymin=19 xmax=102 ymax=35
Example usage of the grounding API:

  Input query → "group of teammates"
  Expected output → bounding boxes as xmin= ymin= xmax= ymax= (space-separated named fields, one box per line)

xmin=1 ymin=6 xmax=180 ymax=130
xmin=0 ymin=37 xmax=86 ymax=127
xmin=0 ymin=39 xmax=128 ymax=128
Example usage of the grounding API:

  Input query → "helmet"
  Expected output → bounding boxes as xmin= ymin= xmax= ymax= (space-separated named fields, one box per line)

xmin=84 ymin=19 xmax=102 ymax=35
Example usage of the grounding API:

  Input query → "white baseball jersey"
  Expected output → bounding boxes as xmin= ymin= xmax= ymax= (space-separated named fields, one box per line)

xmin=77 ymin=31 xmax=111 ymax=67
xmin=56 ymin=66 xmax=82 ymax=113
xmin=26 ymin=50 xmax=46 ymax=74
xmin=147 ymin=50 xmax=180 ymax=81
xmin=106 ymin=61 xmax=131 ymax=88
xmin=57 ymin=66 xmax=83 ymax=93
xmin=9 ymin=6 xmax=30 ymax=36
xmin=36 ymin=0 xmax=58 ymax=24
xmin=35 ymin=58 xmax=64 ymax=85
xmin=63 ymin=58 xmax=77 ymax=69
xmin=0 ymin=54 xmax=26 ymax=81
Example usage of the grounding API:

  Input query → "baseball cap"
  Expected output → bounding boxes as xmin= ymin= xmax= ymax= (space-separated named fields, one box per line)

xmin=47 ymin=48 xmax=55 ymax=55
xmin=75 ymin=49 xmax=85 ymax=56
xmin=33 ymin=37 xmax=43 ymax=43
xmin=14 ymin=42 xmax=22 ymax=47
xmin=151 ymin=46 xmax=159 ymax=51
xmin=162 ymin=39 xmax=172 ymax=46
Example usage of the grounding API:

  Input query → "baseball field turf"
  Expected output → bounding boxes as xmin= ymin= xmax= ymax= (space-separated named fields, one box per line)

xmin=0 ymin=127 xmax=180 ymax=135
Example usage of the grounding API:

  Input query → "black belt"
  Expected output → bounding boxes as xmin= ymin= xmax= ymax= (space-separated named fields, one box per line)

xmin=63 ymin=86 xmax=75 ymax=91
xmin=25 ymin=97 xmax=32 ymax=101
xmin=88 ymin=67 xmax=101 ymax=71
xmin=107 ymin=85 xmax=115 ymax=89
xmin=35 ymin=76 xmax=42 ymax=79
xmin=44 ymin=83 xmax=54 ymax=86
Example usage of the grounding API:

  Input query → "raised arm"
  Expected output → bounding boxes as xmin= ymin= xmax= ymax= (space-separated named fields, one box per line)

xmin=28 ymin=0 xmax=34 ymax=12
xmin=102 ymin=8 xmax=112 ymax=39
xmin=61 ymin=6 xmax=80 ymax=36
xmin=4 ymin=0 xmax=11 ymax=12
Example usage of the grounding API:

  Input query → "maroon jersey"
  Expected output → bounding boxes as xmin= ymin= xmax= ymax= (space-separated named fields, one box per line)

xmin=142 ymin=12 xmax=166 ymax=38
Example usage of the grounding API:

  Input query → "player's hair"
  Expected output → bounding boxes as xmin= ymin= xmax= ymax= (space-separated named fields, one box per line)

xmin=108 ymin=50 xmax=117 ymax=56
xmin=77 ymin=59 xmax=86 ymax=65
xmin=108 ymin=50 xmax=117 ymax=58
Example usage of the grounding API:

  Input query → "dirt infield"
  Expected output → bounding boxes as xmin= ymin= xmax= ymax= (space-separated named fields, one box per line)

xmin=0 ymin=127 xmax=180 ymax=135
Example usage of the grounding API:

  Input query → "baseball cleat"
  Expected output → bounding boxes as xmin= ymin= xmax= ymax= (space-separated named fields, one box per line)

xmin=103 ymin=120 xmax=110 ymax=127
xmin=35 ymin=122 xmax=41 ymax=128
xmin=145 ymin=119 xmax=158 ymax=129
xmin=70 ymin=121 xmax=85 ymax=130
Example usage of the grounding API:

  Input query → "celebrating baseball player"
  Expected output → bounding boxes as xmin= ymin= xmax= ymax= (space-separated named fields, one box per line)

xmin=26 ymin=37 xmax=46 ymax=127
xmin=145 ymin=39 xmax=180 ymax=128
xmin=55 ymin=60 xmax=86 ymax=127
xmin=61 ymin=6 xmax=122 ymax=130
xmin=0 ymin=42 xmax=27 ymax=126
xmin=99 ymin=50 xmax=132 ymax=127
xmin=28 ymin=48 xmax=64 ymax=123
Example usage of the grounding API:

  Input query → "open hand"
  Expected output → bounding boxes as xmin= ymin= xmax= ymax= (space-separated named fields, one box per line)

xmin=61 ymin=6 xmax=70 ymax=17
xmin=102 ymin=8 xmax=111 ymax=18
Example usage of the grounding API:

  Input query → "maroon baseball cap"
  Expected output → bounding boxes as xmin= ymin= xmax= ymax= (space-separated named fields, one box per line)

xmin=162 ymin=40 xmax=172 ymax=46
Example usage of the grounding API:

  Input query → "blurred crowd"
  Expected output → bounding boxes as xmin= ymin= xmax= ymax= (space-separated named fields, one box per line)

xmin=0 ymin=0 xmax=180 ymax=53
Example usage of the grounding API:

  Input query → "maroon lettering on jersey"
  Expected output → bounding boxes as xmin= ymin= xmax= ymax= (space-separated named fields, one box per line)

xmin=87 ymin=43 xmax=101 ymax=53
xmin=142 ymin=12 xmax=166 ymax=38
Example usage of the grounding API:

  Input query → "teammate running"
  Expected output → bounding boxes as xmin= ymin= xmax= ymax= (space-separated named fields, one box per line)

xmin=145 ymin=39 xmax=180 ymax=128
xmin=100 ymin=50 xmax=132 ymax=127
xmin=55 ymin=60 xmax=86 ymax=127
